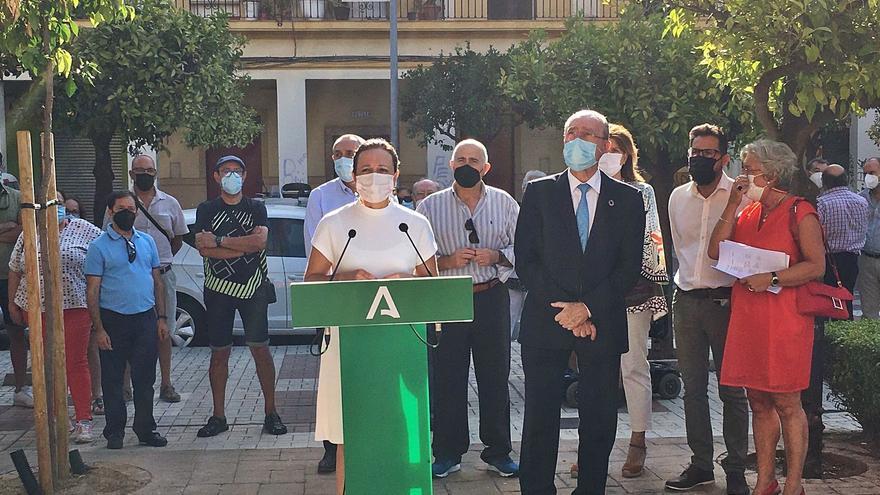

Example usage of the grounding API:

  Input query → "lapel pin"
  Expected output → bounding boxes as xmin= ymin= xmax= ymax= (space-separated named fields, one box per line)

xmin=608 ymin=200 xmax=615 ymax=207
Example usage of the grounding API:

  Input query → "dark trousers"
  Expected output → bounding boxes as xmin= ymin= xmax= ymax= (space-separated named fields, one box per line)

xmin=519 ymin=344 xmax=620 ymax=495
xmin=100 ymin=309 xmax=158 ymax=439
xmin=431 ymin=283 xmax=511 ymax=463
xmin=827 ymin=251 xmax=859 ymax=320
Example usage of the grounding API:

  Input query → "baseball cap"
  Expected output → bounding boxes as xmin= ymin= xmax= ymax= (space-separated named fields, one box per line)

xmin=214 ymin=155 xmax=246 ymax=171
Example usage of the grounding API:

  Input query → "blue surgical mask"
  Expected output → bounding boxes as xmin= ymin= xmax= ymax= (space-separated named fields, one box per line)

xmin=57 ymin=207 xmax=67 ymax=223
xmin=221 ymin=172 xmax=243 ymax=195
xmin=564 ymin=138 xmax=598 ymax=172
xmin=334 ymin=157 xmax=354 ymax=182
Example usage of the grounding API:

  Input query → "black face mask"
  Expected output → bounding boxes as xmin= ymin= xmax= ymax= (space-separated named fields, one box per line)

xmin=113 ymin=210 xmax=136 ymax=231
xmin=134 ymin=173 xmax=155 ymax=192
xmin=688 ymin=156 xmax=719 ymax=186
xmin=454 ymin=165 xmax=482 ymax=188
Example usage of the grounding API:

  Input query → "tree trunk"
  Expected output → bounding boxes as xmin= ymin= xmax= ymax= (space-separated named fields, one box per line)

xmin=92 ymin=133 xmax=115 ymax=225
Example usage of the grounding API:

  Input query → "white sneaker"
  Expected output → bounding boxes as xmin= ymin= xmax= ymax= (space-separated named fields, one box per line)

xmin=13 ymin=387 xmax=34 ymax=408
xmin=73 ymin=420 xmax=94 ymax=444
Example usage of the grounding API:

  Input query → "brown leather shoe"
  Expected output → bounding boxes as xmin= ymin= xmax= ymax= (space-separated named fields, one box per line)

xmin=621 ymin=443 xmax=646 ymax=478
xmin=570 ymin=463 xmax=578 ymax=479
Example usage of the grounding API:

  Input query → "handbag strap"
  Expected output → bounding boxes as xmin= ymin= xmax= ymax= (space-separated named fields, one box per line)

xmin=788 ymin=198 xmax=842 ymax=287
xmin=135 ymin=197 xmax=173 ymax=242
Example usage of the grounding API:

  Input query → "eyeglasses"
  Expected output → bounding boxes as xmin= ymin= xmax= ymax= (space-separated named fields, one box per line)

xmin=465 ymin=218 xmax=479 ymax=244
xmin=689 ymin=148 xmax=721 ymax=159
xmin=568 ymin=129 xmax=609 ymax=142
xmin=124 ymin=238 xmax=137 ymax=263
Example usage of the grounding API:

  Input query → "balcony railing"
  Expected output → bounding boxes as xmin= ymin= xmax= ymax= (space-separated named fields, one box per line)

xmin=176 ymin=1 xmax=621 ymax=21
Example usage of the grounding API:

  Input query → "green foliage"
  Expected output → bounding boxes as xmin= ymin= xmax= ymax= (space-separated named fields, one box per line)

xmin=503 ymin=9 xmax=753 ymax=181
xmin=54 ymin=0 xmax=261 ymax=151
xmin=0 ymin=0 xmax=134 ymax=78
xmin=401 ymin=44 xmax=518 ymax=150
xmin=666 ymin=0 xmax=880 ymax=156
xmin=826 ymin=318 xmax=880 ymax=441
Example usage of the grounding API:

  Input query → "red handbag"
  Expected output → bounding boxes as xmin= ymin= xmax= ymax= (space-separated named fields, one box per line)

xmin=789 ymin=199 xmax=854 ymax=319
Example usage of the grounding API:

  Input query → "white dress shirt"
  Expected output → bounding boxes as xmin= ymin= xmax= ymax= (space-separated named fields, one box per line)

xmin=668 ymin=173 xmax=746 ymax=291
xmin=303 ymin=177 xmax=357 ymax=249
xmin=568 ymin=168 xmax=602 ymax=232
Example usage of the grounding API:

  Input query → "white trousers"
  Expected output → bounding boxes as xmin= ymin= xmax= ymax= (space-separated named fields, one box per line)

xmin=621 ymin=310 xmax=653 ymax=432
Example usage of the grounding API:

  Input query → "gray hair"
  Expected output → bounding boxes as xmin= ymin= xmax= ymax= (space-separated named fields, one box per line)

xmin=452 ymin=138 xmax=489 ymax=164
xmin=740 ymin=139 xmax=797 ymax=186
xmin=563 ymin=109 xmax=609 ymax=138
xmin=333 ymin=134 xmax=365 ymax=149
xmin=522 ymin=170 xmax=547 ymax=193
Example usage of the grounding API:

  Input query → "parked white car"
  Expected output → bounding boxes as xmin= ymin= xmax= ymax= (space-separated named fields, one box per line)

xmin=170 ymin=198 xmax=309 ymax=346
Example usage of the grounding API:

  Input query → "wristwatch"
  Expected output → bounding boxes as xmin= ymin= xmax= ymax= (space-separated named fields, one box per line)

xmin=770 ymin=271 xmax=780 ymax=287
xmin=214 ymin=235 xmax=224 ymax=248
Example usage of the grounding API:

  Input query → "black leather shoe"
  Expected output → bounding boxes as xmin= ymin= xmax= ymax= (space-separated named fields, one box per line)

xmin=197 ymin=416 xmax=229 ymax=438
xmin=106 ymin=435 xmax=123 ymax=450
xmin=665 ymin=464 xmax=715 ymax=491
xmin=137 ymin=432 xmax=168 ymax=447
xmin=726 ymin=472 xmax=750 ymax=495
xmin=263 ymin=412 xmax=288 ymax=436
xmin=318 ymin=449 xmax=336 ymax=474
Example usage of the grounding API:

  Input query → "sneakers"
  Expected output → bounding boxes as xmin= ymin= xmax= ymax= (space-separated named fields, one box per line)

xmin=726 ymin=472 xmax=750 ymax=495
xmin=197 ymin=416 xmax=229 ymax=438
xmin=486 ymin=457 xmax=519 ymax=477
xmin=91 ymin=397 xmax=105 ymax=416
xmin=159 ymin=384 xmax=181 ymax=403
xmin=72 ymin=420 xmax=94 ymax=444
xmin=263 ymin=412 xmax=288 ymax=435
xmin=432 ymin=458 xmax=461 ymax=478
xmin=665 ymin=464 xmax=715 ymax=491
xmin=13 ymin=387 xmax=34 ymax=408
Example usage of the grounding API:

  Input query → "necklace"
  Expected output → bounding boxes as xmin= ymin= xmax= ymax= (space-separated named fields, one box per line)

xmin=760 ymin=192 xmax=789 ymax=220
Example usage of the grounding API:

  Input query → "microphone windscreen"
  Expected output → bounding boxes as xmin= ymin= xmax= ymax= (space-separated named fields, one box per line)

xmin=348 ymin=229 xmax=357 ymax=238
xmin=398 ymin=223 xmax=409 ymax=233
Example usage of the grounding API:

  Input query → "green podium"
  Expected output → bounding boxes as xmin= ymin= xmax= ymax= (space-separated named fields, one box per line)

xmin=290 ymin=276 xmax=473 ymax=495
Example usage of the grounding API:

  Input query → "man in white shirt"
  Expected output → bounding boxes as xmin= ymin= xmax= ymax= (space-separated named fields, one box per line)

xmin=302 ymin=133 xmax=363 ymax=475
xmin=666 ymin=124 xmax=749 ymax=494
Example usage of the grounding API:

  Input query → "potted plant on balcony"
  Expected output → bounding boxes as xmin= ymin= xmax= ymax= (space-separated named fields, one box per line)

xmin=419 ymin=0 xmax=442 ymax=20
xmin=329 ymin=0 xmax=351 ymax=20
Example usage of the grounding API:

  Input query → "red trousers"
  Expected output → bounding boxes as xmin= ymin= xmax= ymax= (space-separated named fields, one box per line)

xmin=40 ymin=308 xmax=93 ymax=421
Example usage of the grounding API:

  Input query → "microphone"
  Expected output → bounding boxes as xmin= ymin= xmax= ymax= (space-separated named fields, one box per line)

xmin=399 ymin=223 xmax=435 ymax=277
xmin=329 ymin=229 xmax=357 ymax=281
xmin=399 ymin=222 xmax=442 ymax=343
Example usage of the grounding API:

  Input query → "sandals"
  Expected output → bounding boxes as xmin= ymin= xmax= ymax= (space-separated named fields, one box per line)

xmin=621 ymin=443 xmax=647 ymax=478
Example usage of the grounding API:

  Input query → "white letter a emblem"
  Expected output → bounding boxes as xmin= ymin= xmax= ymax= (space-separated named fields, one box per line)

xmin=366 ymin=286 xmax=401 ymax=320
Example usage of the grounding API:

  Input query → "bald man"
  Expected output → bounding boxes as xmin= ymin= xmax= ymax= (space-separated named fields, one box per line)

xmin=817 ymin=164 xmax=868 ymax=319
xmin=412 ymin=178 xmax=440 ymax=209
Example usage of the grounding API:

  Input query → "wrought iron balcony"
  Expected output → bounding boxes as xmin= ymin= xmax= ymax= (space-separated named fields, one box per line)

xmin=176 ymin=0 xmax=621 ymax=21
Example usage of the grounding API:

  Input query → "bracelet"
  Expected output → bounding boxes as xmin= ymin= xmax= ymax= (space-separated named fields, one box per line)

xmin=718 ymin=217 xmax=733 ymax=224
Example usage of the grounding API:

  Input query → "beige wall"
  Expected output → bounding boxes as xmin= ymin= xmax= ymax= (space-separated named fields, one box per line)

xmin=305 ymin=79 xmax=426 ymax=188
xmin=513 ymin=124 xmax=564 ymax=199
xmin=159 ymin=80 xmax=279 ymax=209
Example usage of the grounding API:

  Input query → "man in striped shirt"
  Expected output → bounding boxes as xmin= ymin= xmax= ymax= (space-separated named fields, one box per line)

xmin=192 ymin=155 xmax=287 ymax=438
xmin=417 ymin=139 xmax=520 ymax=479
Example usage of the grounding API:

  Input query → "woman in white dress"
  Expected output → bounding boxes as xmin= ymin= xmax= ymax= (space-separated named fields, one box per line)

xmin=305 ymin=138 xmax=438 ymax=495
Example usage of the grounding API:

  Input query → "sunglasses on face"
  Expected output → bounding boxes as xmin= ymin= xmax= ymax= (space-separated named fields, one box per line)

xmin=124 ymin=238 xmax=137 ymax=263
xmin=465 ymin=218 xmax=479 ymax=244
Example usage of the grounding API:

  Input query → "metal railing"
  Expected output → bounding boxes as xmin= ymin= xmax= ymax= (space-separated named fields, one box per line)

xmin=176 ymin=0 xmax=622 ymax=21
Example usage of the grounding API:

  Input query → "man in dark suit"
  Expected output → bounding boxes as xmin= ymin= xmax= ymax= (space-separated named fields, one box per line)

xmin=515 ymin=110 xmax=645 ymax=494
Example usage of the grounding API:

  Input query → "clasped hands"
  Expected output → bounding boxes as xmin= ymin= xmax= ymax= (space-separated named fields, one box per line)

xmin=551 ymin=301 xmax=596 ymax=340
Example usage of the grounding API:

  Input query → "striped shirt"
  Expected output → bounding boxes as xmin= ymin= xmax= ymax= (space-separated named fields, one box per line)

xmin=817 ymin=186 xmax=869 ymax=254
xmin=417 ymin=184 xmax=518 ymax=283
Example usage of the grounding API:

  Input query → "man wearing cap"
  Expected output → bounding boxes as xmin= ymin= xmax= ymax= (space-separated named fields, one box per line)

xmin=192 ymin=155 xmax=287 ymax=438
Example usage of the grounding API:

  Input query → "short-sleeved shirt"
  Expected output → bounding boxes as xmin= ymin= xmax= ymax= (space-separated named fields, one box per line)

xmin=194 ymin=197 xmax=268 ymax=299
xmin=0 ymin=185 xmax=22 ymax=279
xmin=312 ymin=201 xmax=437 ymax=277
xmin=9 ymin=218 xmax=102 ymax=311
xmin=304 ymin=178 xmax=358 ymax=249
xmin=84 ymin=226 xmax=160 ymax=315
xmin=102 ymin=189 xmax=188 ymax=266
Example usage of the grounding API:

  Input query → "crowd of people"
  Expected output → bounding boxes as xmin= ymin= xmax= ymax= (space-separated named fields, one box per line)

xmin=2 ymin=106 xmax=873 ymax=495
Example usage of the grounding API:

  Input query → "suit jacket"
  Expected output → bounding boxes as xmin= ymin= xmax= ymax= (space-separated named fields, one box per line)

xmin=515 ymin=170 xmax=645 ymax=354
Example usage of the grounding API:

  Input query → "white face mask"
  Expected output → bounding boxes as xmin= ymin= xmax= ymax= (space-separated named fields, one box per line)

xmin=355 ymin=173 xmax=395 ymax=204
xmin=745 ymin=174 xmax=766 ymax=202
xmin=866 ymin=174 xmax=879 ymax=190
xmin=597 ymin=152 xmax=624 ymax=178
xmin=810 ymin=172 xmax=823 ymax=189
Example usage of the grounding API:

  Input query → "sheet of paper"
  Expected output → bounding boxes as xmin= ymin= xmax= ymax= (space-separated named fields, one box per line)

xmin=712 ymin=240 xmax=790 ymax=294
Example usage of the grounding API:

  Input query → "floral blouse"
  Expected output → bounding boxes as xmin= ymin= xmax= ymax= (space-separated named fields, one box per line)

xmin=626 ymin=182 xmax=669 ymax=319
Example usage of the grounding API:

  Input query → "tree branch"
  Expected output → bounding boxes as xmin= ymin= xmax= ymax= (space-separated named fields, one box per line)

xmin=754 ymin=63 xmax=807 ymax=140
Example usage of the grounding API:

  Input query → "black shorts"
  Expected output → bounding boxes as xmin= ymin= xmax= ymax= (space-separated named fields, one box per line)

xmin=204 ymin=287 xmax=269 ymax=349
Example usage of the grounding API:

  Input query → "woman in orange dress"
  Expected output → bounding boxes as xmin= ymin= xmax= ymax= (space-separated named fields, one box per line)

xmin=708 ymin=140 xmax=826 ymax=495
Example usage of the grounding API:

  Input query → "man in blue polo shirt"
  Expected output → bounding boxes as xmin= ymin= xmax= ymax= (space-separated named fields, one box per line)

xmin=86 ymin=190 xmax=169 ymax=449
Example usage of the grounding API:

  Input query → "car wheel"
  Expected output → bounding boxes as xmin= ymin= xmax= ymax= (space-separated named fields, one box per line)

xmin=174 ymin=295 xmax=207 ymax=347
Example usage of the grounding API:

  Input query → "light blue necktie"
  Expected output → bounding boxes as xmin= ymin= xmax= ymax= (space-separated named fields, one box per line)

xmin=576 ymin=183 xmax=591 ymax=251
